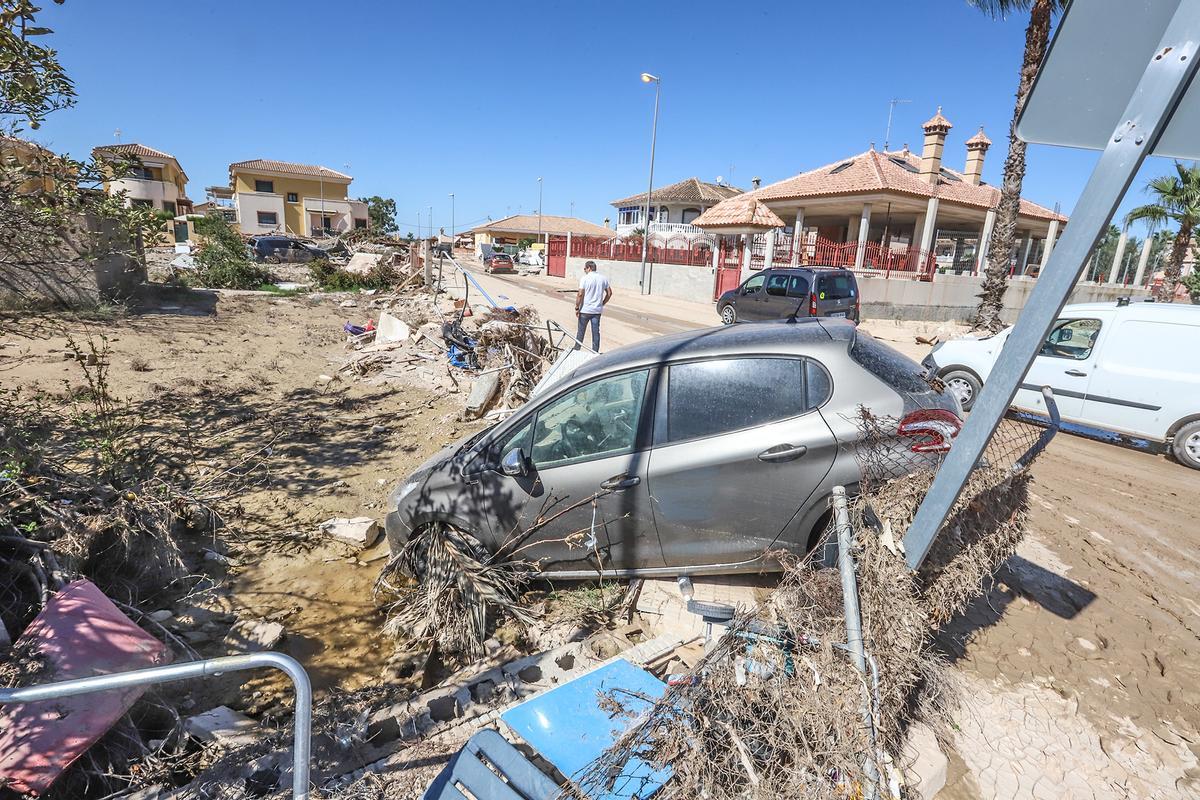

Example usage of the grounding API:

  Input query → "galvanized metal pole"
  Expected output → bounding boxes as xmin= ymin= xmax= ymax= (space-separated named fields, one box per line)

xmin=0 ymin=653 xmax=313 ymax=800
xmin=639 ymin=75 xmax=661 ymax=294
xmin=903 ymin=1 xmax=1200 ymax=571
xmin=832 ymin=486 xmax=880 ymax=799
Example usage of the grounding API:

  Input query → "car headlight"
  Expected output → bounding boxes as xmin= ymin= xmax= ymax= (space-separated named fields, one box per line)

xmin=389 ymin=479 xmax=422 ymax=510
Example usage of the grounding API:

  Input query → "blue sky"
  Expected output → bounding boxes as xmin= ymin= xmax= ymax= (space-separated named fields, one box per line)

xmin=25 ymin=0 xmax=1177 ymax=239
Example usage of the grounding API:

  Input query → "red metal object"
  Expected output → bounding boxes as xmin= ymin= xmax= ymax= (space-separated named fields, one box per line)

xmin=712 ymin=236 xmax=743 ymax=299
xmin=547 ymin=236 xmax=567 ymax=277
xmin=898 ymin=409 xmax=963 ymax=453
xmin=0 ymin=580 xmax=171 ymax=795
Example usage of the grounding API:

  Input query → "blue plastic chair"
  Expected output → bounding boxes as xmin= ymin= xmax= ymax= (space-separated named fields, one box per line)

xmin=422 ymin=728 xmax=559 ymax=800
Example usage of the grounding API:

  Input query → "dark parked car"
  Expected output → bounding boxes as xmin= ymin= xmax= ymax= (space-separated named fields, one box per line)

xmin=249 ymin=236 xmax=326 ymax=264
xmin=717 ymin=268 xmax=860 ymax=325
xmin=384 ymin=319 xmax=960 ymax=578
xmin=483 ymin=252 xmax=516 ymax=273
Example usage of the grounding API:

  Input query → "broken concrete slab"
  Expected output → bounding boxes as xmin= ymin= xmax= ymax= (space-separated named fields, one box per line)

xmin=375 ymin=311 xmax=411 ymax=344
xmin=345 ymin=252 xmax=385 ymax=275
xmin=463 ymin=371 xmax=501 ymax=419
xmin=184 ymin=706 xmax=259 ymax=748
xmin=319 ymin=516 xmax=381 ymax=550
xmin=226 ymin=619 xmax=285 ymax=652
xmin=169 ymin=254 xmax=196 ymax=271
xmin=902 ymin=721 xmax=948 ymax=800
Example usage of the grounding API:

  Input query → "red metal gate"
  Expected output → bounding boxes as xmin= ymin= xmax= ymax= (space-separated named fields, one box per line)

xmin=713 ymin=236 xmax=743 ymax=299
xmin=547 ymin=236 xmax=567 ymax=277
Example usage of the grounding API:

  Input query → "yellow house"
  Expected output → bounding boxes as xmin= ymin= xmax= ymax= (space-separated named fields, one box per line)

xmin=1 ymin=135 xmax=61 ymax=195
xmin=92 ymin=143 xmax=192 ymax=214
xmin=228 ymin=159 xmax=368 ymax=237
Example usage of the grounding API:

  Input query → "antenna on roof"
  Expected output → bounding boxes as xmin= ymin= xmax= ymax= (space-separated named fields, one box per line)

xmin=113 ymin=128 xmax=122 ymax=143
xmin=715 ymin=175 xmax=724 ymax=186
xmin=884 ymin=98 xmax=912 ymax=151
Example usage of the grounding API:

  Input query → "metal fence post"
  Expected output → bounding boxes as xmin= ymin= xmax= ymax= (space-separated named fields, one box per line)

xmin=0 ymin=653 xmax=313 ymax=800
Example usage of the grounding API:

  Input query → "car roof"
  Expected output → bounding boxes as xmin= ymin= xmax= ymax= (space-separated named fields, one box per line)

xmin=566 ymin=318 xmax=856 ymax=383
xmin=1062 ymin=300 xmax=1200 ymax=321
xmin=762 ymin=267 xmax=855 ymax=276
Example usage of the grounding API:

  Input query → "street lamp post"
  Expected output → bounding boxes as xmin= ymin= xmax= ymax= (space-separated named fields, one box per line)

xmin=428 ymin=205 xmax=433 ymax=240
xmin=638 ymin=72 xmax=661 ymax=295
xmin=537 ymin=177 xmax=543 ymax=243
xmin=449 ymin=193 xmax=455 ymax=245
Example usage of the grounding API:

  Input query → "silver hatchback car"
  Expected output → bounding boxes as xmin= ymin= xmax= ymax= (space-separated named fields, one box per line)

xmin=385 ymin=319 xmax=960 ymax=578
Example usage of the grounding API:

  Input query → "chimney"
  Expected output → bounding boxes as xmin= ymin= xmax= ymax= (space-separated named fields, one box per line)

xmin=963 ymin=126 xmax=992 ymax=186
xmin=919 ymin=106 xmax=953 ymax=185
xmin=752 ymin=176 xmax=761 ymax=189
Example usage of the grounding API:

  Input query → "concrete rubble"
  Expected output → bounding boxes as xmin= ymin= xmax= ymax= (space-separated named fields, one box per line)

xmin=319 ymin=516 xmax=381 ymax=549
xmin=225 ymin=619 xmax=285 ymax=652
xmin=184 ymin=706 xmax=259 ymax=748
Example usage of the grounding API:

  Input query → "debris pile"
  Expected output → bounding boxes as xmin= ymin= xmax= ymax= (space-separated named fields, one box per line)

xmin=567 ymin=414 xmax=1042 ymax=800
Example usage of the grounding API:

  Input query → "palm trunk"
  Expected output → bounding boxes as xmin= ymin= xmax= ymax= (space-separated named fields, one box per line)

xmin=973 ymin=0 xmax=1054 ymax=331
xmin=1159 ymin=223 xmax=1192 ymax=301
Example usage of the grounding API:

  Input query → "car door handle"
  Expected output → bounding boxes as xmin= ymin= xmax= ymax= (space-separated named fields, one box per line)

xmin=757 ymin=444 xmax=808 ymax=462
xmin=1064 ymin=369 xmax=1088 ymax=377
xmin=600 ymin=474 xmax=641 ymax=491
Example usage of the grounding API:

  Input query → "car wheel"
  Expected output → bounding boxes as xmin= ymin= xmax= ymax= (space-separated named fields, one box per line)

xmin=941 ymin=369 xmax=982 ymax=412
xmin=720 ymin=305 xmax=737 ymax=325
xmin=1171 ymin=420 xmax=1200 ymax=470
xmin=265 ymin=255 xmax=281 ymax=265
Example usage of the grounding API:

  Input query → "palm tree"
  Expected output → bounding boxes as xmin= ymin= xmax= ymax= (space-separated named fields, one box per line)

xmin=1125 ymin=162 xmax=1200 ymax=302
xmin=971 ymin=0 xmax=1066 ymax=332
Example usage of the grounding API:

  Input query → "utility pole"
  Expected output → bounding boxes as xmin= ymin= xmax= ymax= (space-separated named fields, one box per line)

xmin=639 ymin=72 xmax=661 ymax=295
xmin=428 ymin=206 xmax=432 ymax=241
xmin=884 ymin=98 xmax=912 ymax=151
xmin=449 ymin=193 xmax=455 ymax=242
xmin=537 ymin=177 xmax=543 ymax=243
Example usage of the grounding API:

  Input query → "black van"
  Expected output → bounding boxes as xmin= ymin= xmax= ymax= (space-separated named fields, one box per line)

xmin=717 ymin=268 xmax=860 ymax=324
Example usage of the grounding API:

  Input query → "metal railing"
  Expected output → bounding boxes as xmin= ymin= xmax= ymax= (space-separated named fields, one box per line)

xmin=0 ymin=652 xmax=313 ymax=800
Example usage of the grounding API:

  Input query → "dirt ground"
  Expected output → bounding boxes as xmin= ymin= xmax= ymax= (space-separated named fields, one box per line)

xmin=0 ymin=286 xmax=487 ymax=705
xmin=4 ymin=268 xmax=1198 ymax=797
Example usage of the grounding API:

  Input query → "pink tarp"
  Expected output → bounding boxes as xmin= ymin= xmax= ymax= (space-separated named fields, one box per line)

xmin=0 ymin=580 xmax=171 ymax=795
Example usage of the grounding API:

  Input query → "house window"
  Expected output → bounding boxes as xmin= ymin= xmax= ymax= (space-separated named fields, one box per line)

xmin=130 ymin=198 xmax=153 ymax=208
xmin=163 ymin=200 xmax=177 ymax=215
xmin=354 ymin=218 xmax=367 ymax=229
xmin=681 ymin=208 xmax=701 ymax=224
xmin=287 ymin=192 xmax=298 ymax=203
xmin=257 ymin=211 xmax=278 ymax=226
xmin=255 ymin=179 xmax=275 ymax=193
xmin=618 ymin=206 xmax=642 ymax=226
xmin=128 ymin=166 xmax=154 ymax=180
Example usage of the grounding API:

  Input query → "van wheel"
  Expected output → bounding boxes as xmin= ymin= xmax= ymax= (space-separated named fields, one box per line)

xmin=720 ymin=305 xmax=737 ymax=325
xmin=265 ymin=255 xmax=281 ymax=265
xmin=1171 ymin=421 xmax=1200 ymax=470
xmin=941 ymin=369 xmax=982 ymax=412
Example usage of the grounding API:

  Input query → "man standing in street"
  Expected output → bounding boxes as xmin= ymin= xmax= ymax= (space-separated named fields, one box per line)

xmin=574 ymin=260 xmax=612 ymax=351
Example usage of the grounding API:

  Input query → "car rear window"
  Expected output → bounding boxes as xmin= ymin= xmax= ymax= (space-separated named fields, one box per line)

xmin=849 ymin=333 xmax=929 ymax=394
xmin=666 ymin=357 xmax=820 ymax=443
xmin=817 ymin=274 xmax=855 ymax=300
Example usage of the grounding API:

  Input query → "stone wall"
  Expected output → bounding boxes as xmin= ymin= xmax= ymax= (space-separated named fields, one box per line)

xmin=0 ymin=214 xmax=144 ymax=309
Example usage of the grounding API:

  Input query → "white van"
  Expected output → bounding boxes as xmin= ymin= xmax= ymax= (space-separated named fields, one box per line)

xmin=922 ymin=301 xmax=1200 ymax=469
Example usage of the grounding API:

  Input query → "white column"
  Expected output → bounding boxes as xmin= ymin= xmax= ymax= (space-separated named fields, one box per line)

xmin=790 ymin=208 xmax=805 ymax=266
xmin=741 ymin=233 xmax=753 ymax=279
xmin=1133 ymin=235 xmax=1153 ymax=288
xmin=764 ymin=229 xmax=777 ymax=268
xmin=711 ymin=237 xmax=720 ymax=270
xmin=1107 ymin=228 xmax=1129 ymax=285
xmin=853 ymin=203 xmax=872 ymax=270
xmin=975 ymin=209 xmax=997 ymax=275
xmin=1018 ymin=236 xmax=1034 ymax=276
xmin=919 ymin=197 xmax=939 ymax=255
xmin=1044 ymin=218 xmax=1061 ymax=261
xmin=566 ymin=230 xmax=572 ymax=267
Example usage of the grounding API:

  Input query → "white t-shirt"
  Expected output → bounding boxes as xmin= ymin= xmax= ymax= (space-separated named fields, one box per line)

xmin=579 ymin=272 xmax=610 ymax=314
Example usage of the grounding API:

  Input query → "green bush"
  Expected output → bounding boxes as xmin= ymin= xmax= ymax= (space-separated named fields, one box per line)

xmin=191 ymin=215 xmax=271 ymax=289
xmin=1182 ymin=269 xmax=1200 ymax=300
xmin=308 ymin=258 xmax=398 ymax=292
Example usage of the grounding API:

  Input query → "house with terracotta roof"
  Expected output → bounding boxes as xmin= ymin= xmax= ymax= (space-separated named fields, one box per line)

xmin=610 ymin=177 xmax=743 ymax=236
xmin=695 ymin=108 xmax=1067 ymax=280
xmin=92 ymin=143 xmax=192 ymax=214
xmin=227 ymin=159 xmax=367 ymax=237
xmin=468 ymin=214 xmax=613 ymax=255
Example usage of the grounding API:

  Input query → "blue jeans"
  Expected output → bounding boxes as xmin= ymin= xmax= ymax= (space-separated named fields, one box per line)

xmin=575 ymin=312 xmax=601 ymax=351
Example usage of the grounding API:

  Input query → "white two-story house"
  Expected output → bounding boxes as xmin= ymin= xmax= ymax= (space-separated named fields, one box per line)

xmin=611 ymin=177 xmax=743 ymax=237
xmin=93 ymin=143 xmax=192 ymax=215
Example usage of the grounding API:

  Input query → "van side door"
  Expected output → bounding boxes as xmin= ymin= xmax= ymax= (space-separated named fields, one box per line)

xmin=1016 ymin=314 xmax=1110 ymax=422
xmin=735 ymin=273 xmax=768 ymax=320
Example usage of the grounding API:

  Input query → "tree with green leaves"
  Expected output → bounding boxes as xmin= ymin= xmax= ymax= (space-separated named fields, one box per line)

xmin=359 ymin=195 xmax=398 ymax=234
xmin=970 ymin=0 xmax=1067 ymax=331
xmin=0 ymin=0 xmax=73 ymax=130
xmin=1125 ymin=162 xmax=1200 ymax=302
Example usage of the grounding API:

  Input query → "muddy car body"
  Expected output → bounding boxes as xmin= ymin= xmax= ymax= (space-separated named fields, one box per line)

xmin=385 ymin=319 xmax=959 ymax=577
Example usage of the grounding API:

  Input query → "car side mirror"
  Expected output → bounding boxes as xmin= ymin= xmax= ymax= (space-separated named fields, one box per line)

xmin=501 ymin=448 xmax=529 ymax=477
